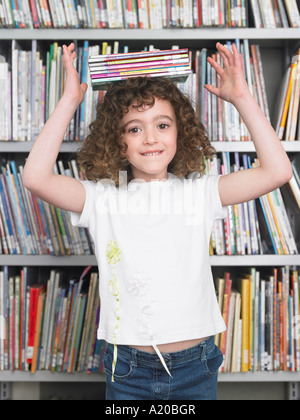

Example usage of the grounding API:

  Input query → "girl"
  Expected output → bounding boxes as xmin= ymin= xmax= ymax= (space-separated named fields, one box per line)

xmin=22 ymin=42 xmax=292 ymax=400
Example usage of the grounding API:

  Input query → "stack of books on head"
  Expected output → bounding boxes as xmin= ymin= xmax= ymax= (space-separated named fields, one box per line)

xmin=88 ymin=48 xmax=192 ymax=91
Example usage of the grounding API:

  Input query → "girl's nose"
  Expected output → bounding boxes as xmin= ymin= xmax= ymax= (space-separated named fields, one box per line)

xmin=144 ymin=129 xmax=157 ymax=145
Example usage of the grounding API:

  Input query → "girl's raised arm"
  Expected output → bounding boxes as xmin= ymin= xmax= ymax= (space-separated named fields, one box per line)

xmin=205 ymin=43 xmax=293 ymax=207
xmin=22 ymin=43 xmax=88 ymax=213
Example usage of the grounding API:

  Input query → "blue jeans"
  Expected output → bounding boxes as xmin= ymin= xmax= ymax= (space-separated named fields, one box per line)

xmin=104 ymin=336 xmax=223 ymax=400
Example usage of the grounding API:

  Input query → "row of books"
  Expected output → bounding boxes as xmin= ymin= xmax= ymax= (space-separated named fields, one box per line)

xmin=1 ymin=38 xmax=299 ymax=143
xmin=1 ymin=264 xmax=300 ymax=374
xmin=0 ymin=39 xmax=104 ymax=142
xmin=0 ymin=40 xmax=45 ymax=142
xmin=1 ymin=0 xmax=300 ymax=29
xmin=192 ymin=39 xmax=271 ymax=142
xmin=0 ymin=159 xmax=93 ymax=255
xmin=0 ymin=265 xmax=106 ymax=373
xmin=1 ymin=0 xmax=251 ymax=29
xmin=206 ymin=153 xmax=299 ymax=256
xmin=0 ymin=152 xmax=298 ymax=257
xmin=215 ymin=266 xmax=300 ymax=373
xmin=190 ymin=40 xmax=300 ymax=141
xmin=274 ymin=49 xmax=300 ymax=142
xmin=88 ymin=48 xmax=192 ymax=90
xmin=250 ymin=0 xmax=300 ymax=28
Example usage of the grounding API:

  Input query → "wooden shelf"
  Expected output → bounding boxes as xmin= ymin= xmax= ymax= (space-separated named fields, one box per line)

xmin=0 ymin=255 xmax=98 ymax=266
xmin=0 ymin=141 xmax=81 ymax=153
xmin=1 ymin=254 xmax=299 ymax=266
xmin=0 ymin=370 xmax=299 ymax=383
xmin=1 ymin=141 xmax=300 ymax=154
xmin=0 ymin=371 xmax=105 ymax=382
xmin=210 ymin=255 xmax=300 ymax=266
xmin=0 ymin=28 xmax=299 ymax=41
xmin=219 ymin=372 xmax=300 ymax=382
xmin=212 ymin=141 xmax=300 ymax=153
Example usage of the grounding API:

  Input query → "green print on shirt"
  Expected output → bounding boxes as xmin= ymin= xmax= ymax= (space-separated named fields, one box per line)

xmin=106 ymin=240 xmax=122 ymax=382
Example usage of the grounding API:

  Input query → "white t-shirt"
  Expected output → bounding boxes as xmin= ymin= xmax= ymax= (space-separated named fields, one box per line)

xmin=71 ymin=172 xmax=227 ymax=348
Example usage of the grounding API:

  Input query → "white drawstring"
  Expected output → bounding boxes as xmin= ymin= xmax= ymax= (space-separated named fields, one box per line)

xmin=152 ymin=344 xmax=173 ymax=378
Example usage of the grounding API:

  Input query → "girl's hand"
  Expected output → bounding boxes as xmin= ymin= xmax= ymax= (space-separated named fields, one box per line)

xmin=62 ymin=43 xmax=88 ymax=105
xmin=204 ymin=42 xmax=250 ymax=106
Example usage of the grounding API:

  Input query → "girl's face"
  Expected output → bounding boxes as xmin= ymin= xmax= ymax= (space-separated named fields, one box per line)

xmin=121 ymin=97 xmax=178 ymax=182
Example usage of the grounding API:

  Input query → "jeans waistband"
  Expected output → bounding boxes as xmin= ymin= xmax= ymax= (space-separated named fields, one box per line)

xmin=110 ymin=336 xmax=215 ymax=369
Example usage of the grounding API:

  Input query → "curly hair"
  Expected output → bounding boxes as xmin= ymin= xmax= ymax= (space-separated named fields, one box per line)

xmin=77 ymin=76 xmax=216 ymax=185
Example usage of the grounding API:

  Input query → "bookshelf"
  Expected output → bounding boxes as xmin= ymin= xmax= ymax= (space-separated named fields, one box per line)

xmin=1 ymin=0 xmax=300 ymax=400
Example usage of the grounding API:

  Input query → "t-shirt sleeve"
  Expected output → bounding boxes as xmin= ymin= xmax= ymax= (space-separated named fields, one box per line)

xmin=70 ymin=180 xmax=96 ymax=229
xmin=204 ymin=174 xmax=228 ymax=221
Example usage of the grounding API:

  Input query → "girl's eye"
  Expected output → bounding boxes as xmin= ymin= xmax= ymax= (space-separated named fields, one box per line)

xmin=129 ymin=127 xmax=141 ymax=134
xmin=158 ymin=124 xmax=169 ymax=130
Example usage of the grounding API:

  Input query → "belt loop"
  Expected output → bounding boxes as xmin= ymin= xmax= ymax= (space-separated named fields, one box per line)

xmin=131 ymin=348 xmax=138 ymax=368
xmin=200 ymin=340 xmax=207 ymax=362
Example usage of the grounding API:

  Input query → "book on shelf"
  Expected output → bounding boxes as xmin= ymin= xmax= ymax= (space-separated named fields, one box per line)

xmin=0 ymin=0 xmax=253 ymax=29
xmin=0 ymin=265 xmax=105 ymax=373
xmin=249 ymin=0 xmax=300 ymax=28
xmin=288 ymin=160 xmax=300 ymax=210
xmin=215 ymin=266 xmax=300 ymax=373
xmin=0 ymin=55 xmax=11 ymax=141
xmin=27 ymin=282 xmax=46 ymax=366
xmin=274 ymin=49 xmax=300 ymax=141
xmin=284 ymin=0 xmax=300 ymax=27
xmin=88 ymin=48 xmax=192 ymax=90
xmin=206 ymin=152 xmax=298 ymax=257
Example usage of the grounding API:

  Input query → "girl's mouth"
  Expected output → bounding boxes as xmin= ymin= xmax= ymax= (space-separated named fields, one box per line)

xmin=141 ymin=151 xmax=164 ymax=157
